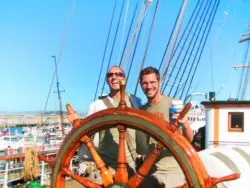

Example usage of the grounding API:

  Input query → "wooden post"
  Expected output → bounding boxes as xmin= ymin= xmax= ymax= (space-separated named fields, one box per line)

xmin=114 ymin=125 xmax=128 ymax=184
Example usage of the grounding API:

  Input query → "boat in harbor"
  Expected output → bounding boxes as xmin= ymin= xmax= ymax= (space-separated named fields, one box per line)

xmin=188 ymin=104 xmax=206 ymax=134
xmin=0 ymin=113 xmax=73 ymax=187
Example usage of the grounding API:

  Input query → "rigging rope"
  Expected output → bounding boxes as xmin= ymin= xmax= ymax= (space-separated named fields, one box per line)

xmin=161 ymin=0 xmax=204 ymax=95
xmin=171 ymin=0 xmax=211 ymax=97
xmin=134 ymin=0 xmax=161 ymax=95
xmin=100 ymin=0 xmax=126 ymax=96
xmin=159 ymin=0 xmax=189 ymax=85
xmin=184 ymin=0 xmax=220 ymax=100
xmin=93 ymin=0 xmax=118 ymax=101
xmin=207 ymin=1 xmax=229 ymax=93
xmin=230 ymin=0 xmax=240 ymax=35
xmin=126 ymin=20 xmax=144 ymax=84
xmin=126 ymin=0 xmax=158 ymax=88
xmin=210 ymin=37 xmax=215 ymax=91
xmin=158 ymin=5 xmax=181 ymax=72
xmin=240 ymin=41 xmax=250 ymax=100
xmin=118 ymin=0 xmax=140 ymax=66
xmin=180 ymin=0 xmax=218 ymax=99
xmin=43 ymin=0 xmax=77 ymax=116
xmin=119 ymin=0 xmax=152 ymax=71
xmin=170 ymin=0 xmax=202 ymax=62
xmin=238 ymin=37 xmax=250 ymax=99
xmin=119 ymin=0 xmax=130 ymax=61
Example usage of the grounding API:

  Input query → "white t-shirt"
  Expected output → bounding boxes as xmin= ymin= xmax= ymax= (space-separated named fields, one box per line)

xmin=78 ymin=94 xmax=141 ymax=167
xmin=87 ymin=95 xmax=141 ymax=146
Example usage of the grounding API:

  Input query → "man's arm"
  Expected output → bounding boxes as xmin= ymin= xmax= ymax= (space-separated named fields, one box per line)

xmin=67 ymin=101 xmax=96 ymax=124
xmin=173 ymin=103 xmax=193 ymax=142
xmin=182 ymin=121 xmax=193 ymax=142
xmin=66 ymin=106 xmax=78 ymax=124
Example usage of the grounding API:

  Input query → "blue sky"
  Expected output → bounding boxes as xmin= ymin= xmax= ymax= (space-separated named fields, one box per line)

xmin=0 ymin=0 xmax=249 ymax=113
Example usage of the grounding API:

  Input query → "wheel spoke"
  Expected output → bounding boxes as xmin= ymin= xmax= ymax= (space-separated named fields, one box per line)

xmin=62 ymin=167 xmax=102 ymax=188
xmin=128 ymin=143 xmax=164 ymax=187
xmin=38 ymin=154 xmax=55 ymax=169
xmin=81 ymin=135 xmax=113 ymax=187
xmin=114 ymin=125 xmax=128 ymax=184
xmin=175 ymin=183 xmax=189 ymax=188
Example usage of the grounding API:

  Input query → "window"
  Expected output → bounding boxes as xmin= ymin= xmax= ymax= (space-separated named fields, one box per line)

xmin=228 ymin=112 xmax=244 ymax=132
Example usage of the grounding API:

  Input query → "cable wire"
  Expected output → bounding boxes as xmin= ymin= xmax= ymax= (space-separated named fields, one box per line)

xmin=43 ymin=0 xmax=77 ymax=116
xmin=172 ymin=0 xmax=211 ymax=97
xmin=180 ymin=0 xmax=219 ymax=99
xmin=184 ymin=0 xmax=220 ymax=100
xmin=93 ymin=0 xmax=118 ymax=101
xmin=101 ymin=0 xmax=126 ymax=96
xmin=161 ymin=0 xmax=205 ymax=95
xmin=134 ymin=0 xmax=161 ymax=95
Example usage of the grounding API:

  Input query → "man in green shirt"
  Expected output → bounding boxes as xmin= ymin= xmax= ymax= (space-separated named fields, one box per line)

xmin=138 ymin=66 xmax=193 ymax=188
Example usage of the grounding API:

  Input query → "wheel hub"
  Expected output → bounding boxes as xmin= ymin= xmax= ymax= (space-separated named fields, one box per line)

xmin=109 ymin=184 xmax=127 ymax=188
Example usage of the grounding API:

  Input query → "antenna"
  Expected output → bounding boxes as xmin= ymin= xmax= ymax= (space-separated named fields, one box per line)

xmin=52 ymin=55 xmax=65 ymax=138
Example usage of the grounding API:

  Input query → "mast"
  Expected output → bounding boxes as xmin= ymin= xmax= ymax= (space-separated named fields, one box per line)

xmin=236 ymin=24 xmax=250 ymax=100
xmin=52 ymin=55 xmax=65 ymax=138
xmin=239 ymin=32 xmax=250 ymax=43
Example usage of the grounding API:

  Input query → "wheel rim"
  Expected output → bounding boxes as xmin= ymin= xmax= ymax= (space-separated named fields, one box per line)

xmin=51 ymin=107 xmax=209 ymax=188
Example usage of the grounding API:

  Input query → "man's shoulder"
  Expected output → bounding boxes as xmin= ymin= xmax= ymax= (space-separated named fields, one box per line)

xmin=98 ymin=95 xmax=108 ymax=100
xmin=140 ymin=103 xmax=148 ymax=110
xmin=161 ymin=96 xmax=174 ymax=107
xmin=162 ymin=96 xmax=173 ymax=100
xmin=129 ymin=94 xmax=141 ymax=102
xmin=128 ymin=94 xmax=142 ymax=108
xmin=87 ymin=97 xmax=108 ymax=116
xmin=89 ymin=98 xmax=106 ymax=108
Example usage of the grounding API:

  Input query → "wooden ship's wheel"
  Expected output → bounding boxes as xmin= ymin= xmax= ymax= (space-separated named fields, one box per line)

xmin=39 ymin=81 xmax=239 ymax=188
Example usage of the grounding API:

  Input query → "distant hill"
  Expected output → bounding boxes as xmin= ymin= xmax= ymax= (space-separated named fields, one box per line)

xmin=0 ymin=111 xmax=86 ymax=117
xmin=0 ymin=111 xmax=66 ymax=115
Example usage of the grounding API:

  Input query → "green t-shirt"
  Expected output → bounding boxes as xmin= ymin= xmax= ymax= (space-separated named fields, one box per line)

xmin=141 ymin=96 xmax=182 ymax=173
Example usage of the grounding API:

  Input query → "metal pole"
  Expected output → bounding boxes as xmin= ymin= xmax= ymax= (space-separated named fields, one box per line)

xmin=52 ymin=55 xmax=65 ymax=138
xmin=41 ymin=161 xmax=45 ymax=185
xmin=184 ymin=92 xmax=207 ymax=104
xmin=160 ymin=0 xmax=190 ymax=86
xmin=4 ymin=161 xmax=8 ymax=188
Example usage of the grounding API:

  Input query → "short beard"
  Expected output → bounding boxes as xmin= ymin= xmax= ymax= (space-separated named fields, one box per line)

xmin=146 ymin=88 xmax=159 ymax=100
xmin=109 ymin=88 xmax=120 ymax=96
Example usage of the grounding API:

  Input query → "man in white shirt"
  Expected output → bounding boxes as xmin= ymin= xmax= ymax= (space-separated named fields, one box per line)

xmin=67 ymin=66 xmax=141 ymax=181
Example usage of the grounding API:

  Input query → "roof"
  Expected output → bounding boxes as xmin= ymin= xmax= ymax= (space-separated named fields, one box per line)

xmin=201 ymin=100 xmax=250 ymax=108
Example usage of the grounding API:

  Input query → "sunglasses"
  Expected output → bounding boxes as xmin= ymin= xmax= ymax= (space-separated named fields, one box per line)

xmin=106 ymin=72 xmax=124 ymax=78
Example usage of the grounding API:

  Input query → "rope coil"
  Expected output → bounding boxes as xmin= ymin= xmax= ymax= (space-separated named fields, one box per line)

xmin=23 ymin=147 xmax=40 ymax=182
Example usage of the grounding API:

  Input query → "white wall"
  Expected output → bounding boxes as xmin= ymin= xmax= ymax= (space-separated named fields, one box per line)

xmin=205 ymin=108 xmax=214 ymax=148
xmin=218 ymin=108 xmax=250 ymax=146
xmin=205 ymin=107 xmax=250 ymax=148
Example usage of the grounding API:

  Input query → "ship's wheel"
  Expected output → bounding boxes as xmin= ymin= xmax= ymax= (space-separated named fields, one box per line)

xmin=39 ymin=81 xmax=239 ymax=188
